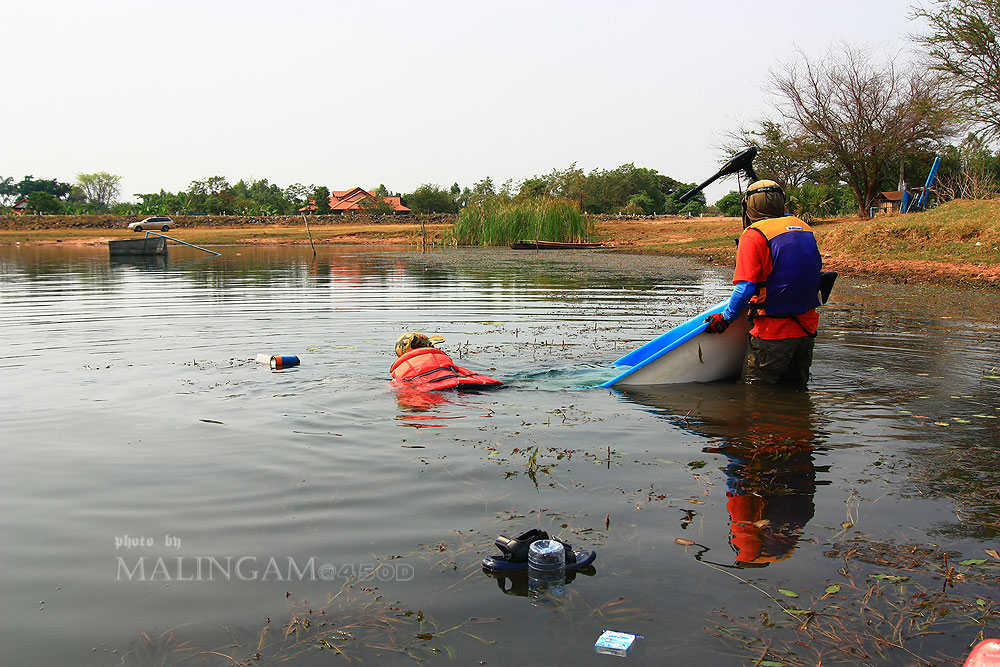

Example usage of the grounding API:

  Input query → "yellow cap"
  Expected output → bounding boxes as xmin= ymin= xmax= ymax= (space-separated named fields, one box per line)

xmin=394 ymin=332 xmax=445 ymax=357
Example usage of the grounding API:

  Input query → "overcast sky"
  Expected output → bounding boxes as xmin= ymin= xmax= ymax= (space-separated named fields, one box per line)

xmin=1 ymin=0 xmax=921 ymax=205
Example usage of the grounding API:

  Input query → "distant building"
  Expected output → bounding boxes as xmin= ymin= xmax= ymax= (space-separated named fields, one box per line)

xmin=12 ymin=197 xmax=28 ymax=215
xmin=871 ymin=191 xmax=904 ymax=216
xmin=297 ymin=198 xmax=319 ymax=213
xmin=329 ymin=187 xmax=410 ymax=213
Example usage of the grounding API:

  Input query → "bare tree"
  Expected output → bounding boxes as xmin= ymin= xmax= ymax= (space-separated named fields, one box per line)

xmin=769 ymin=44 xmax=958 ymax=215
xmin=912 ymin=0 xmax=1000 ymax=143
xmin=75 ymin=172 xmax=122 ymax=209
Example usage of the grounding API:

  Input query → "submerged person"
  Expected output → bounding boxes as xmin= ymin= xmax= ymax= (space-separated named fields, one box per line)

xmin=389 ymin=332 xmax=502 ymax=391
xmin=704 ymin=180 xmax=823 ymax=385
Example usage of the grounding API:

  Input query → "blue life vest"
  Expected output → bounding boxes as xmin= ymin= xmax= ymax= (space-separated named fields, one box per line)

xmin=745 ymin=217 xmax=821 ymax=318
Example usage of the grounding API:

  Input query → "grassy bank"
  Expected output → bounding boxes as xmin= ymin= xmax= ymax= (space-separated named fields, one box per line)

xmin=592 ymin=200 xmax=1000 ymax=283
xmin=819 ymin=199 xmax=1000 ymax=264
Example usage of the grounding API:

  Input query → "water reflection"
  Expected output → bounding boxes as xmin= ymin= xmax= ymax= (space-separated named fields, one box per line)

xmin=108 ymin=254 xmax=169 ymax=271
xmin=622 ymin=384 xmax=828 ymax=568
xmin=483 ymin=567 xmax=597 ymax=598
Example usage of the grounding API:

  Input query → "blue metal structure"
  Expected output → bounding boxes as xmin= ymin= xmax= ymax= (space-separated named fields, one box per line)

xmin=915 ymin=156 xmax=942 ymax=211
xmin=144 ymin=231 xmax=221 ymax=256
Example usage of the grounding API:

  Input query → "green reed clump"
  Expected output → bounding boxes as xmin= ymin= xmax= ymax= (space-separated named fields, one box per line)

xmin=450 ymin=197 xmax=592 ymax=246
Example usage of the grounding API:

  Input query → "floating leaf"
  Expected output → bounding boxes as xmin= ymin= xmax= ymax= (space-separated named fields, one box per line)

xmin=952 ymin=418 xmax=971 ymax=423
xmin=415 ymin=632 xmax=434 ymax=640
xmin=687 ymin=460 xmax=707 ymax=469
xmin=778 ymin=589 xmax=799 ymax=598
xmin=786 ymin=609 xmax=809 ymax=615
xmin=958 ymin=558 xmax=987 ymax=566
xmin=869 ymin=574 xmax=909 ymax=583
xmin=675 ymin=538 xmax=695 ymax=546
xmin=841 ymin=522 xmax=854 ymax=530
xmin=933 ymin=422 xmax=950 ymax=427
xmin=985 ymin=549 xmax=1000 ymax=560
xmin=488 ymin=450 xmax=499 ymax=457
xmin=824 ymin=584 xmax=841 ymax=595
xmin=759 ymin=661 xmax=785 ymax=667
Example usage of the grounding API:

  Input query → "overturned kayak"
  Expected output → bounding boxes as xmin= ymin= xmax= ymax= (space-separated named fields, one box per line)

xmin=390 ymin=347 xmax=502 ymax=391
xmin=601 ymin=300 xmax=751 ymax=387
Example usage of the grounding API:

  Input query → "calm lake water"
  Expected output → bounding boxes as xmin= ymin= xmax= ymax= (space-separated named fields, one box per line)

xmin=1 ymin=245 xmax=998 ymax=666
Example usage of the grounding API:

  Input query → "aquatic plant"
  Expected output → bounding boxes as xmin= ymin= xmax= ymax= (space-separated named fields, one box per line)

xmin=698 ymin=535 xmax=1000 ymax=665
xmin=450 ymin=197 xmax=592 ymax=246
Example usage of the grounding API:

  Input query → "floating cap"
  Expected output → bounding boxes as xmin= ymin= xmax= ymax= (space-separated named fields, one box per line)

xmin=394 ymin=332 xmax=445 ymax=357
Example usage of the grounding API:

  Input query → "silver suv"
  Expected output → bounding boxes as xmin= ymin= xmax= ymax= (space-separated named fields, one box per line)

xmin=129 ymin=216 xmax=173 ymax=232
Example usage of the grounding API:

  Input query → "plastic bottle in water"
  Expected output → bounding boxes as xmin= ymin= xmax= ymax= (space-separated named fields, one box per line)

xmin=528 ymin=539 xmax=566 ymax=598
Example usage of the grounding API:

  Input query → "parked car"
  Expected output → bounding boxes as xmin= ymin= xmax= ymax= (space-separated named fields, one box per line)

xmin=129 ymin=216 xmax=174 ymax=232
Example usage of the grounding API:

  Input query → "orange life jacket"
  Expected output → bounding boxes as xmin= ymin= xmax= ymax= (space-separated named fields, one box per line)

xmin=389 ymin=347 xmax=502 ymax=391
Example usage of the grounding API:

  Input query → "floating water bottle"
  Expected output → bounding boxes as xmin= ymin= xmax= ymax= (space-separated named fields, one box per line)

xmin=528 ymin=539 xmax=566 ymax=596
xmin=270 ymin=355 xmax=299 ymax=369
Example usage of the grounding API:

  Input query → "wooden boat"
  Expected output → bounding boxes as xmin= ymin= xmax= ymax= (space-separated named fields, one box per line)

xmin=510 ymin=239 xmax=605 ymax=250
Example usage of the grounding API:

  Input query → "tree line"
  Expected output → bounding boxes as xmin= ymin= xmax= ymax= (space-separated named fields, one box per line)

xmin=0 ymin=164 xmax=708 ymax=218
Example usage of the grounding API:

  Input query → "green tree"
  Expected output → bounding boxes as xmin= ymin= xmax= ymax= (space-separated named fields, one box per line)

xmin=663 ymin=182 xmax=705 ymax=214
xmin=517 ymin=177 xmax=551 ymax=199
xmin=16 ymin=175 xmax=71 ymax=199
xmin=75 ymin=171 xmax=122 ymax=210
xmin=312 ymin=186 xmax=331 ymax=214
xmin=715 ymin=190 xmax=743 ymax=217
xmin=405 ymin=184 xmax=458 ymax=213
xmin=26 ymin=191 xmax=63 ymax=214
xmin=0 ymin=176 xmax=17 ymax=206
xmin=625 ymin=192 xmax=655 ymax=215
xmin=284 ymin=183 xmax=312 ymax=211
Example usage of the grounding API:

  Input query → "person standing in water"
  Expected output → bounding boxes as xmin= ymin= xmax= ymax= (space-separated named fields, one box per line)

xmin=704 ymin=180 xmax=823 ymax=385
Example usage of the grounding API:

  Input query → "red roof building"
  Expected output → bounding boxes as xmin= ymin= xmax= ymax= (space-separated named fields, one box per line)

xmin=329 ymin=187 xmax=410 ymax=213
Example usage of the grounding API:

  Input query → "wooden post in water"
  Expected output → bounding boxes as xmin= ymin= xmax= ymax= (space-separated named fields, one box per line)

xmin=420 ymin=217 xmax=427 ymax=253
xmin=301 ymin=213 xmax=317 ymax=257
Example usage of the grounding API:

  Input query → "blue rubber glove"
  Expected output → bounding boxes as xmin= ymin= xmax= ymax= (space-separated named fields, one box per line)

xmin=704 ymin=312 xmax=730 ymax=334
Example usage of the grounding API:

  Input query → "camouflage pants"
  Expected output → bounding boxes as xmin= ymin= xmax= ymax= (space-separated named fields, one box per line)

xmin=742 ymin=335 xmax=814 ymax=386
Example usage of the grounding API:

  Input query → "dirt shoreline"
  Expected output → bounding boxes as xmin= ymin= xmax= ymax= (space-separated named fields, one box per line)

xmin=2 ymin=215 xmax=998 ymax=287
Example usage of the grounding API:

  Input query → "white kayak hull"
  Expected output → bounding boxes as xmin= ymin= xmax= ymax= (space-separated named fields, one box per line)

xmin=601 ymin=300 xmax=750 ymax=387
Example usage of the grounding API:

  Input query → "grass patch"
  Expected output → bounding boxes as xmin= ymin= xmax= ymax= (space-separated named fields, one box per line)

xmin=817 ymin=199 xmax=1000 ymax=264
xmin=450 ymin=198 xmax=591 ymax=246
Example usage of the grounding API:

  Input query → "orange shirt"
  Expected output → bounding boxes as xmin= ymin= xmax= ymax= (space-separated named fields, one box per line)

xmin=733 ymin=227 xmax=819 ymax=340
